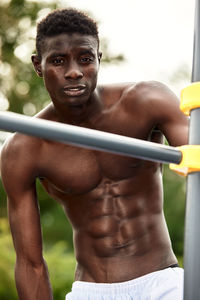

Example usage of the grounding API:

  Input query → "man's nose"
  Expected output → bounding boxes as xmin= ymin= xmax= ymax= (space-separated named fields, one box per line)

xmin=64 ymin=63 xmax=83 ymax=80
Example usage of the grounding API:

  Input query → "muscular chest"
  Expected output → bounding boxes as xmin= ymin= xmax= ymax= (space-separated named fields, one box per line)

xmin=39 ymin=141 xmax=146 ymax=196
xmin=39 ymin=103 xmax=159 ymax=196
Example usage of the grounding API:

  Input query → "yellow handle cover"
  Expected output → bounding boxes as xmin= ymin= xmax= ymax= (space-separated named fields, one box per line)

xmin=170 ymin=145 xmax=200 ymax=176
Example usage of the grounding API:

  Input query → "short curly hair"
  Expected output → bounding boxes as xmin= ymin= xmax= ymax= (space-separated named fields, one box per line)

xmin=36 ymin=8 xmax=99 ymax=58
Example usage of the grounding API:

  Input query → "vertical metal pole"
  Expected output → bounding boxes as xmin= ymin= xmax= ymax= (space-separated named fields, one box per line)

xmin=184 ymin=0 xmax=200 ymax=299
xmin=192 ymin=0 xmax=200 ymax=82
xmin=184 ymin=109 xmax=200 ymax=299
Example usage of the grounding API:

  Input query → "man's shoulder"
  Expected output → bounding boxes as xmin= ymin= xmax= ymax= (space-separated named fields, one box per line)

xmin=98 ymin=80 xmax=169 ymax=100
xmin=0 ymin=113 xmax=46 ymax=169
xmin=0 ymin=134 xmax=39 ymax=185
xmin=1 ymin=131 xmax=42 ymax=166
xmin=120 ymin=81 xmax=178 ymax=110
xmin=0 ymin=105 xmax=57 ymax=174
xmin=98 ymin=81 xmax=179 ymax=123
xmin=121 ymin=80 xmax=170 ymax=98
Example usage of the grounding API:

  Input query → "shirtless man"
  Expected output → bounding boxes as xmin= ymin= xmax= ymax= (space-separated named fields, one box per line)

xmin=0 ymin=8 xmax=188 ymax=300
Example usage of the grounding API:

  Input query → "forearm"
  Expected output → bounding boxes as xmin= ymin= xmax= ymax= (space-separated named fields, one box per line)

xmin=15 ymin=258 xmax=53 ymax=300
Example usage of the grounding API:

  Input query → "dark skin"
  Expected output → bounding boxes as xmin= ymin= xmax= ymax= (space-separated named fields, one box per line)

xmin=0 ymin=33 xmax=188 ymax=300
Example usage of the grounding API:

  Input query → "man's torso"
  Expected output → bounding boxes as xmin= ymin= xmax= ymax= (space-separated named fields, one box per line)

xmin=14 ymin=83 xmax=178 ymax=282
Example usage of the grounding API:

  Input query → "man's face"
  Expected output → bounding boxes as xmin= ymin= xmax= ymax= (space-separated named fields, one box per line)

xmin=34 ymin=33 xmax=101 ymax=109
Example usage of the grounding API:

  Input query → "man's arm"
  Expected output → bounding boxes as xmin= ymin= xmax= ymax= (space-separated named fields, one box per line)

xmin=130 ymin=81 xmax=189 ymax=146
xmin=149 ymin=82 xmax=189 ymax=146
xmin=0 ymin=135 xmax=53 ymax=300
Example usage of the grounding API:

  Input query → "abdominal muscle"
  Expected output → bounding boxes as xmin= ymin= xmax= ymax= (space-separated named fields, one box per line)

xmin=61 ymin=173 xmax=178 ymax=283
xmin=39 ymin=146 xmax=177 ymax=283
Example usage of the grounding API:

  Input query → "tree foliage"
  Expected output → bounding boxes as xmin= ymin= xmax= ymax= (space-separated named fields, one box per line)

xmin=163 ymin=165 xmax=185 ymax=257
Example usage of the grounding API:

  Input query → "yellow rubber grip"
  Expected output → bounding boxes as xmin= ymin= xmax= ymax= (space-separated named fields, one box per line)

xmin=170 ymin=145 xmax=200 ymax=176
xmin=180 ymin=82 xmax=200 ymax=115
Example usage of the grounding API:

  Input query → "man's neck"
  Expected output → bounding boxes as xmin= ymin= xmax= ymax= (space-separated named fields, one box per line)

xmin=52 ymin=90 xmax=103 ymax=126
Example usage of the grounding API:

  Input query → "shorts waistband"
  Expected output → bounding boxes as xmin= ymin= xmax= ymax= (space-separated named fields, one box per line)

xmin=168 ymin=263 xmax=179 ymax=268
xmin=72 ymin=267 xmax=183 ymax=295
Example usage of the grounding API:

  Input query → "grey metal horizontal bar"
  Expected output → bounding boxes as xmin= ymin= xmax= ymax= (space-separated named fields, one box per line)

xmin=0 ymin=111 xmax=182 ymax=165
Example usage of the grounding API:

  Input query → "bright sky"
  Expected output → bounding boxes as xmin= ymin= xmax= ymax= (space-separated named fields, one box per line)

xmin=65 ymin=0 xmax=195 ymax=93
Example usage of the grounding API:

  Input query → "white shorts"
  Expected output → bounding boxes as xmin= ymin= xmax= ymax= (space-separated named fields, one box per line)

xmin=65 ymin=267 xmax=183 ymax=300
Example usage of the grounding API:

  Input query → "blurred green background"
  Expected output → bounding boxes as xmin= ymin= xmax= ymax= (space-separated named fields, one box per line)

xmin=0 ymin=0 xmax=187 ymax=299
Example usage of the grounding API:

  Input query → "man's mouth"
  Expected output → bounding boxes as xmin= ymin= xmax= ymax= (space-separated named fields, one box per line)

xmin=63 ymin=85 xmax=86 ymax=97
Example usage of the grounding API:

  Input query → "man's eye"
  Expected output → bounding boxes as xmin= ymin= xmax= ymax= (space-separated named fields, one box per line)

xmin=81 ymin=57 xmax=93 ymax=63
xmin=52 ymin=58 xmax=64 ymax=64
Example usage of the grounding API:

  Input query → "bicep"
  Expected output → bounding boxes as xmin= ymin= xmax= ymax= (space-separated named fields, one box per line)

xmin=161 ymin=118 xmax=189 ymax=147
xmin=148 ymin=83 xmax=189 ymax=147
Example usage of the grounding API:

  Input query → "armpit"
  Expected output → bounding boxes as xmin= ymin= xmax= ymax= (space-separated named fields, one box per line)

xmin=148 ymin=126 xmax=164 ymax=144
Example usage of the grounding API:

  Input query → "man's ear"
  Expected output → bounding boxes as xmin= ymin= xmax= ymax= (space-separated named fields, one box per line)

xmin=98 ymin=52 xmax=102 ymax=63
xmin=31 ymin=54 xmax=43 ymax=77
